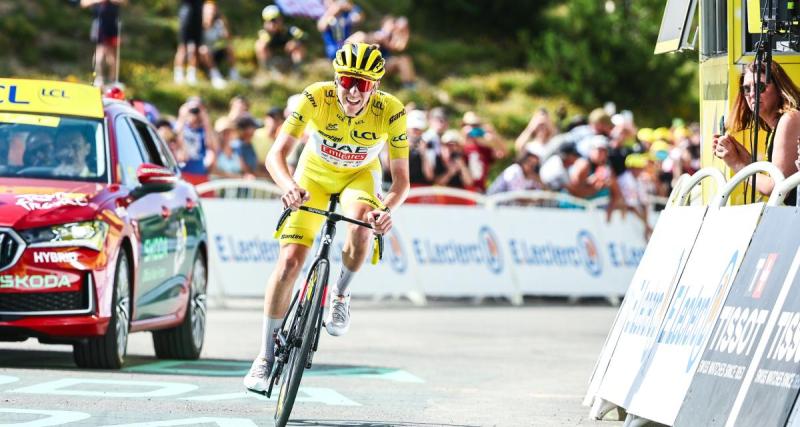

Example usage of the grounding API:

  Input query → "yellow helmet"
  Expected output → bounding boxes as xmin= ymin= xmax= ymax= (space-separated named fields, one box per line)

xmin=332 ymin=42 xmax=385 ymax=81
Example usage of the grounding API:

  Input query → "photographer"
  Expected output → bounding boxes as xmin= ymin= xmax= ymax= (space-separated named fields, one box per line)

xmin=713 ymin=60 xmax=800 ymax=204
xmin=407 ymin=110 xmax=435 ymax=185
xmin=433 ymin=130 xmax=473 ymax=189
xmin=175 ymin=97 xmax=217 ymax=185
xmin=487 ymin=151 xmax=545 ymax=195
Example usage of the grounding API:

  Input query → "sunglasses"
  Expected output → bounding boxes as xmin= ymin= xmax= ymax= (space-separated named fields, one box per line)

xmin=337 ymin=75 xmax=376 ymax=92
xmin=741 ymin=81 xmax=768 ymax=96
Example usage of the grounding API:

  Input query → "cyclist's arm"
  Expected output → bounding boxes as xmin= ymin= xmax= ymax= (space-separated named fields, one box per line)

xmin=383 ymin=158 xmax=410 ymax=211
xmin=265 ymin=131 xmax=300 ymax=192
xmin=268 ymin=85 xmax=318 ymax=192
xmin=384 ymin=99 xmax=410 ymax=211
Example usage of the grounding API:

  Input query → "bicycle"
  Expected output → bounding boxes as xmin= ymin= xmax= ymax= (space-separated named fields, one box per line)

xmin=264 ymin=193 xmax=383 ymax=427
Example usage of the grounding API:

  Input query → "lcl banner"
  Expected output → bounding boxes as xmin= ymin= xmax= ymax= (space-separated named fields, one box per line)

xmin=625 ymin=203 xmax=764 ymax=426
xmin=675 ymin=207 xmax=800 ymax=427
xmin=587 ymin=206 xmax=705 ymax=409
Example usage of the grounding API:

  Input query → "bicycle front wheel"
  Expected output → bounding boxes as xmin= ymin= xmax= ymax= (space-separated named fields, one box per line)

xmin=274 ymin=259 xmax=329 ymax=427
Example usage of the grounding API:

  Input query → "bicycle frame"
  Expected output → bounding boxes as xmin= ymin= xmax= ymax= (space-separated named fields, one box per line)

xmin=266 ymin=193 xmax=383 ymax=402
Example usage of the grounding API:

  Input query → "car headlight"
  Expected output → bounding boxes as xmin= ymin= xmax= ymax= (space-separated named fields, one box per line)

xmin=20 ymin=221 xmax=109 ymax=251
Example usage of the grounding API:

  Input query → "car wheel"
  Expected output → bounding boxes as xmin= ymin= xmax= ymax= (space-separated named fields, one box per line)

xmin=74 ymin=249 xmax=131 ymax=369
xmin=152 ymin=251 xmax=207 ymax=359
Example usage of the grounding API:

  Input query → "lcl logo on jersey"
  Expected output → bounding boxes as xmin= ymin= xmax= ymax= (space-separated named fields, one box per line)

xmin=352 ymin=130 xmax=379 ymax=140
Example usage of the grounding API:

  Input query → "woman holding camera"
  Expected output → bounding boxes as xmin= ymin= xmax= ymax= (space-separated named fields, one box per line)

xmin=713 ymin=60 xmax=800 ymax=204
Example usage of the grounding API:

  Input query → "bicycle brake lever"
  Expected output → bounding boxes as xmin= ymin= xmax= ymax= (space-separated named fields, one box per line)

xmin=371 ymin=234 xmax=384 ymax=265
xmin=273 ymin=208 xmax=293 ymax=239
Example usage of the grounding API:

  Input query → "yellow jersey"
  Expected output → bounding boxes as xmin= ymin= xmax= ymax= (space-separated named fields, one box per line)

xmin=282 ymin=81 xmax=409 ymax=180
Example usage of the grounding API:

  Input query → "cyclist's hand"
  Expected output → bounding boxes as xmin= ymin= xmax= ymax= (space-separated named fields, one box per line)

xmin=282 ymin=186 xmax=309 ymax=211
xmin=368 ymin=209 xmax=392 ymax=234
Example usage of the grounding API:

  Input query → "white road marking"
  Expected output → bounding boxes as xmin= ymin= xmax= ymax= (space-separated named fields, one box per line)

xmin=0 ymin=408 xmax=91 ymax=427
xmin=9 ymin=378 xmax=198 ymax=398
xmin=99 ymin=417 xmax=258 ymax=427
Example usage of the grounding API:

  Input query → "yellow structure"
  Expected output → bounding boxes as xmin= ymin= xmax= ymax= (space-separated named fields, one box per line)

xmin=657 ymin=0 xmax=800 ymax=204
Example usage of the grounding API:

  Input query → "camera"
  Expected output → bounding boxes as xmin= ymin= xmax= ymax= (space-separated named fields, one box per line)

xmin=189 ymin=107 xmax=201 ymax=115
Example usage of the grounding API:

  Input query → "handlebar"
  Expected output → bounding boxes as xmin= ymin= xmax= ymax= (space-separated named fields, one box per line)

xmin=273 ymin=206 xmax=384 ymax=264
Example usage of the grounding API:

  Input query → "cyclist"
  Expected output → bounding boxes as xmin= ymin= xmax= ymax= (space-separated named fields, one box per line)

xmin=244 ymin=42 xmax=410 ymax=393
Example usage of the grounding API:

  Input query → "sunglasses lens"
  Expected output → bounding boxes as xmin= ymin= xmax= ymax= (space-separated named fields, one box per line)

xmin=339 ymin=76 xmax=375 ymax=92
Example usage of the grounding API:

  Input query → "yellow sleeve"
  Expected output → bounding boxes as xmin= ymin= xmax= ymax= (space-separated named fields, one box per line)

xmin=385 ymin=96 xmax=409 ymax=160
xmin=281 ymin=83 xmax=322 ymax=138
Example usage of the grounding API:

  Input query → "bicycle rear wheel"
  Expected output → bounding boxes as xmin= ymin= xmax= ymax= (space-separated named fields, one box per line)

xmin=274 ymin=259 xmax=329 ymax=427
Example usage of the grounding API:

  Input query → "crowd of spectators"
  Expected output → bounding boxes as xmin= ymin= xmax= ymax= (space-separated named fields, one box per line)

xmin=87 ymin=1 xmax=703 ymax=234
xmin=83 ymin=0 xmax=415 ymax=88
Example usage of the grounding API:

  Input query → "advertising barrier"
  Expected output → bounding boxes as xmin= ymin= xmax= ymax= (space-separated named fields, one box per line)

xmin=675 ymin=208 xmax=800 ymax=427
xmin=624 ymin=203 xmax=764 ymax=425
xmin=587 ymin=205 xmax=705 ymax=411
xmin=201 ymin=198 xmax=647 ymax=302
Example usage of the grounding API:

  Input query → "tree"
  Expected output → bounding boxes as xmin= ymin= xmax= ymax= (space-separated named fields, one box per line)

xmin=529 ymin=0 xmax=697 ymax=125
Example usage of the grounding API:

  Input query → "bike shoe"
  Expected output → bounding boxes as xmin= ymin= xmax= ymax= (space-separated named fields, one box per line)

xmin=325 ymin=294 xmax=351 ymax=337
xmin=243 ymin=357 xmax=273 ymax=393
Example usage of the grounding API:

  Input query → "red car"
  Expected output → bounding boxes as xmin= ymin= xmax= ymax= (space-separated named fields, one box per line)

xmin=0 ymin=79 xmax=208 ymax=368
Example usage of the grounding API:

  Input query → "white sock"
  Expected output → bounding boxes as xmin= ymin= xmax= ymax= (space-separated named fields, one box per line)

xmin=186 ymin=66 xmax=197 ymax=84
xmin=333 ymin=265 xmax=355 ymax=297
xmin=173 ymin=66 xmax=184 ymax=83
xmin=258 ymin=316 xmax=283 ymax=362
xmin=210 ymin=68 xmax=223 ymax=80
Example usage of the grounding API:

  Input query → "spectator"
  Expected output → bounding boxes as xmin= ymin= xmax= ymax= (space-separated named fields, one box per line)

xmin=433 ymin=129 xmax=473 ymax=189
xmin=255 ymin=5 xmax=306 ymax=74
xmin=569 ymin=108 xmax=614 ymax=158
xmin=714 ymin=61 xmax=800 ymax=205
xmin=200 ymin=0 xmax=237 ymax=88
xmin=406 ymin=109 xmax=434 ymax=185
xmin=212 ymin=118 xmax=245 ymax=178
xmin=220 ymin=95 xmax=251 ymax=125
xmin=317 ymin=0 xmax=363 ymax=60
xmin=515 ymin=108 xmax=558 ymax=158
xmin=617 ymin=153 xmax=653 ymax=239
xmin=353 ymin=16 xmax=416 ymax=88
xmin=155 ymin=119 xmax=186 ymax=164
xmin=540 ymin=141 xmax=581 ymax=192
xmin=174 ymin=0 xmax=205 ymax=86
xmin=487 ymin=152 xmax=545 ymax=195
xmin=463 ymin=116 xmax=506 ymax=192
xmin=175 ymin=97 xmax=217 ymax=185
xmin=81 ymin=0 xmax=125 ymax=88
xmin=423 ymin=107 xmax=448 ymax=154
xmin=253 ymin=107 xmax=284 ymax=170
xmin=569 ymin=136 xmax=624 ymax=219
xmin=234 ymin=115 xmax=266 ymax=178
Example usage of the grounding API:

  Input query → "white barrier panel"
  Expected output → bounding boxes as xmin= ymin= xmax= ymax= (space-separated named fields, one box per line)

xmin=586 ymin=205 xmax=706 ymax=409
xmin=392 ymin=205 xmax=516 ymax=298
xmin=625 ymin=203 xmax=764 ymax=426
xmin=202 ymin=199 xmax=646 ymax=300
xmin=204 ymin=199 xmax=283 ymax=297
xmin=495 ymin=208 xmax=646 ymax=296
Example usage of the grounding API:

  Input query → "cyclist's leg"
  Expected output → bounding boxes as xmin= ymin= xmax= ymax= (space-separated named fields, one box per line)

xmin=339 ymin=165 xmax=386 ymax=281
xmin=325 ymin=165 xmax=384 ymax=336
xmin=245 ymin=172 xmax=327 ymax=391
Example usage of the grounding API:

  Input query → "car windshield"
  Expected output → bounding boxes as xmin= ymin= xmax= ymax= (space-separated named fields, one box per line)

xmin=0 ymin=113 xmax=106 ymax=182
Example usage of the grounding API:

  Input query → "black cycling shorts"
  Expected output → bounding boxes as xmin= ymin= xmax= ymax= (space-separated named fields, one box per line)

xmin=178 ymin=2 xmax=204 ymax=46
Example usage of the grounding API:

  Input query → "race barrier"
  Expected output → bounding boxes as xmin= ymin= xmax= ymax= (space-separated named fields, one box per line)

xmin=583 ymin=163 xmax=800 ymax=426
xmin=195 ymin=183 xmax=652 ymax=304
xmin=583 ymin=171 xmax=715 ymax=413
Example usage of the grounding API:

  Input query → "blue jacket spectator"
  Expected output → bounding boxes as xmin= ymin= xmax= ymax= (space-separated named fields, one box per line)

xmin=317 ymin=0 xmax=363 ymax=59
